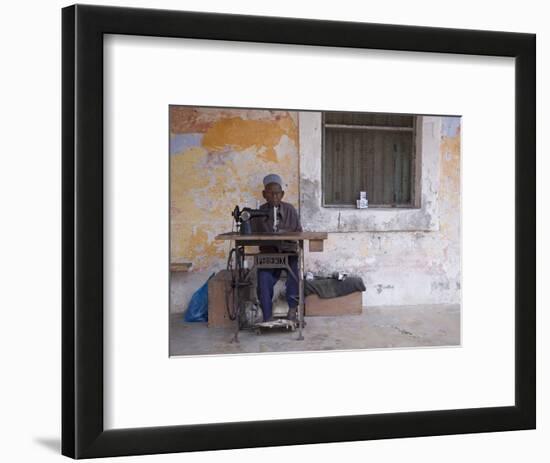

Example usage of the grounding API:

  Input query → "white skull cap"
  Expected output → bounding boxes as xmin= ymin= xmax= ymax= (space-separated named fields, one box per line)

xmin=263 ymin=174 xmax=283 ymax=187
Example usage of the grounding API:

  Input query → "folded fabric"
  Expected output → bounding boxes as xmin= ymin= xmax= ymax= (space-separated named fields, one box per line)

xmin=305 ymin=277 xmax=366 ymax=299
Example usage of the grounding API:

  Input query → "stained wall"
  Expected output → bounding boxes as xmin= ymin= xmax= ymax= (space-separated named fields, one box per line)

xmin=302 ymin=115 xmax=461 ymax=306
xmin=170 ymin=107 xmax=300 ymax=311
xmin=170 ymin=107 xmax=461 ymax=312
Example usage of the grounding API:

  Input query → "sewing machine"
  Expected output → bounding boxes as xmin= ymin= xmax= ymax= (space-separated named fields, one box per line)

xmin=216 ymin=215 xmax=327 ymax=342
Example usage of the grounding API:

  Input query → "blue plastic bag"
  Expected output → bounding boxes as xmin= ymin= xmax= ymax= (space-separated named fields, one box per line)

xmin=184 ymin=273 xmax=214 ymax=322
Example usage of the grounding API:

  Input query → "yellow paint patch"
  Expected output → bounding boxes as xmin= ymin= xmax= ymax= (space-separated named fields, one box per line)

xmin=440 ymin=133 xmax=461 ymax=206
xmin=171 ymin=147 xmax=209 ymax=192
xmin=202 ymin=116 xmax=296 ymax=163
xmin=441 ymin=133 xmax=460 ymax=180
xmin=439 ymin=130 xmax=461 ymax=234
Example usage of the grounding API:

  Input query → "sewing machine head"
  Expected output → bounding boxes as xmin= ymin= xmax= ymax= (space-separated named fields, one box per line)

xmin=232 ymin=205 xmax=269 ymax=235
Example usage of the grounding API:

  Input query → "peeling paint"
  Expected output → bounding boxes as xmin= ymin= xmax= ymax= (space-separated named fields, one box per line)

xmin=170 ymin=133 xmax=204 ymax=155
xmin=171 ymin=109 xmax=461 ymax=308
xmin=201 ymin=116 xmax=297 ymax=163
xmin=442 ymin=117 xmax=461 ymax=137
xmin=170 ymin=108 xmax=299 ymax=272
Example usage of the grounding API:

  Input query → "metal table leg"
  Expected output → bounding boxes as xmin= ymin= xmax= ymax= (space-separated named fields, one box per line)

xmin=297 ymin=240 xmax=304 ymax=341
xmin=230 ymin=242 xmax=240 ymax=343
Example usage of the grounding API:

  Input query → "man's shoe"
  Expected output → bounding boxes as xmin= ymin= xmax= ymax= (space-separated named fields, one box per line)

xmin=287 ymin=307 xmax=297 ymax=322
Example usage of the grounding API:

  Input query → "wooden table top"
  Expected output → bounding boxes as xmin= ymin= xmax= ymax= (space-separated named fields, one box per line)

xmin=215 ymin=231 xmax=327 ymax=241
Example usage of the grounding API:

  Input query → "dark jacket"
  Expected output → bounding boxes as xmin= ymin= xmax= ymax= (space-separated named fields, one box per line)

xmin=251 ymin=201 xmax=302 ymax=252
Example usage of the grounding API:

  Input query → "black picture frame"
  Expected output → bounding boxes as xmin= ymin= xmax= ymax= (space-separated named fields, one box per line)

xmin=62 ymin=4 xmax=536 ymax=459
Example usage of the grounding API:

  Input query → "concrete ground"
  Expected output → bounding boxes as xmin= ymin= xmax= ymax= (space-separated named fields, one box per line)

xmin=169 ymin=304 xmax=460 ymax=356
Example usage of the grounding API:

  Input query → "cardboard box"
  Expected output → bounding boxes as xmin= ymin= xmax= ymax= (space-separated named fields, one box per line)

xmin=208 ymin=270 xmax=237 ymax=328
xmin=308 ymin=239 xmax=324 ymax=252
xmin=305 ymin=291 xmax=363 ymax=316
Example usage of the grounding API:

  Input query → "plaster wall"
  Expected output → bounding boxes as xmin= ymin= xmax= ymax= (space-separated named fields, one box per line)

xmin=170 ymin=107 xmax=461 ymax=311
xmin=170 ymin=107 xmax=300 ymax=312
xmin=300 ymin=113 xmax=461 ymax=306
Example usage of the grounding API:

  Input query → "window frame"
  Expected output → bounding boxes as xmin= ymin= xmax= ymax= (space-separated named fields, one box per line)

xmin=321 ymin=112 xmax=422 ymax=209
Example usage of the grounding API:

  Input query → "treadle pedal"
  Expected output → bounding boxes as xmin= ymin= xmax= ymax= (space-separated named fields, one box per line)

xmin=254 ymin=319 xmax=297 ymax=333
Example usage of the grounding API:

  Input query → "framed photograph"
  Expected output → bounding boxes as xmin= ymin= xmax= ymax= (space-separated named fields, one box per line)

xmin=62 ymin=4 xmax=535 ymax=459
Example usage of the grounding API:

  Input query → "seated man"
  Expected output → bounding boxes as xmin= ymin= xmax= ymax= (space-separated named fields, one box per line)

xmin=252 ymin=174 xmax=302 ymax=322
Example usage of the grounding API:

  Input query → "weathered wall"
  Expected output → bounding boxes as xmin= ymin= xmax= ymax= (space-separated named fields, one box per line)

xmin=170 ymin=107 xmax=299 ymax=312
xmin=170 ymin=107 xmax=460 ymax=312
xmin=300 ymin=114 xmax=442 ymax=233
xmin=301 ymin=115 xmax=461 ymax=306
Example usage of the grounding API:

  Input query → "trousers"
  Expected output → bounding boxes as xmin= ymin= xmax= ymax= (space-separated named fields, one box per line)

xmin=257 ymin=255 xmax=299 ymax=322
